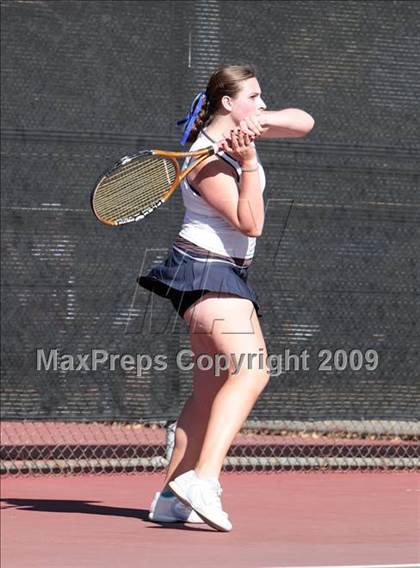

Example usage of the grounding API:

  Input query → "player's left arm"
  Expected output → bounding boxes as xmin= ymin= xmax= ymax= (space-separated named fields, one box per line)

xmin=258 ymin=108 xmax=315 ymax=138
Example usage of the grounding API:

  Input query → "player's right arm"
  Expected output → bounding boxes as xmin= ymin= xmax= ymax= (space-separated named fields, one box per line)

xmin=188 ymin=130 xmax=264 ymax=237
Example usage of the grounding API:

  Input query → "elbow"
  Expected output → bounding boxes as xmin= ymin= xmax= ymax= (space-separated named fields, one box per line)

xmin=243 ymin=227 xmax=263 ymax=237
xmin=234 ymin=217 xmax=264 ymax=237
xmin=287 ymin=109 xmax=315 ymax=137
xmin=299 ymin=111 xmax=315 ymax=136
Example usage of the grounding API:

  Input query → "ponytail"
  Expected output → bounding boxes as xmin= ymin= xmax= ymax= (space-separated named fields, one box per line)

xmin=186 ymin=99 xmax=210 ymax=144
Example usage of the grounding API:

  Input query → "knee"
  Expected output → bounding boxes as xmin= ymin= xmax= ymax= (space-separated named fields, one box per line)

xmin=234 ymin=366 xmax=271 ymax=396
xmin=228 ymin=349 xmax=271 ymax=390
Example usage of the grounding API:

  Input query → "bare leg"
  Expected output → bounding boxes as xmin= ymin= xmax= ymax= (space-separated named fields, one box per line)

xmin=161 ymin=398 xmax=207 ymax=490
xmin=161 ymin=329 xmax=228 ymax=490
xmin=195 ymin=369 xmax=268 ymax=479
xmin=184 ymin=293 xmax=270 ymax=480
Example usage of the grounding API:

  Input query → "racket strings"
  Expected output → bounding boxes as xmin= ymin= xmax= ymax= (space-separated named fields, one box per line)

xmin=98 ymin=177 xmax=168 ymax=219
xmin=98 ymin=156 xmax=174 ymax=195
xmin=96 ymin=178 xmax=170 ymax=220
xmin=101 ymin=175 xmax=172 ymax=217
xmin=97 ymin=169 xmax=170 ymax=213
xmin=97 ymin=157 xmax=175 ymax=203
xmin=94 ymin=156 xmax=177 ymax=222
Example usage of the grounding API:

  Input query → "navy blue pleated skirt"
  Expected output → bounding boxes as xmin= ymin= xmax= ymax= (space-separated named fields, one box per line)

xmin=137 ymin=244 xmax=262 ymax=320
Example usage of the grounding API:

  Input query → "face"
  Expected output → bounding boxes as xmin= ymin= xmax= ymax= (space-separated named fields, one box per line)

xmin=223 ymin=77 xmax=267 ymax=122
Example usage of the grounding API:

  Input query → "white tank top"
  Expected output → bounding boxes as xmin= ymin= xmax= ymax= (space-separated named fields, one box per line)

xmin=178 ymin=129 xmax=266 ymax=260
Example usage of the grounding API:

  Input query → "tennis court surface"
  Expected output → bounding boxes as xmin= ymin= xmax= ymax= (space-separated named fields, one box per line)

xmin=2 ymin=471 xmax=418 ymax=568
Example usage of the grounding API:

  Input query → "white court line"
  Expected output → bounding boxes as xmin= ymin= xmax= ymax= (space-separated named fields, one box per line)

xmin=259 ymin=564 xmax=420 ymax=568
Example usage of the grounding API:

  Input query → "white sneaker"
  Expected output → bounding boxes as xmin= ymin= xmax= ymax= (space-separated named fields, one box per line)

xmin=148 ymin=491 xmax=204 ymax=523
xmin=169 ymin=470 xmax=232 ymax=532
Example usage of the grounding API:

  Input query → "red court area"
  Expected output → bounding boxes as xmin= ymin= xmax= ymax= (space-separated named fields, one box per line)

xmin=1 ymin=472 xmax=419 ymax=568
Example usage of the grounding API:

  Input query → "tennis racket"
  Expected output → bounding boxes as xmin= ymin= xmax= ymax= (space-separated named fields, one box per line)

xmin=91 ymin=142 xmax=219 ymax=226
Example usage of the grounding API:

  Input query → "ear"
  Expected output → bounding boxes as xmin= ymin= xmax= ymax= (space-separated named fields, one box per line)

xmin=221 ymin=95 xmax=233 ymax=112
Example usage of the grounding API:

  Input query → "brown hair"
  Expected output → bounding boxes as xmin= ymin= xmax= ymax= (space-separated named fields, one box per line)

xmin=187 ymin=64 xmax=256 ymax=144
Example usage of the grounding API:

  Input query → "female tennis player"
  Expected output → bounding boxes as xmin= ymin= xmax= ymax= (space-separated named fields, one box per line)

xmin=139 ymin=64 xmax=314 ymax=531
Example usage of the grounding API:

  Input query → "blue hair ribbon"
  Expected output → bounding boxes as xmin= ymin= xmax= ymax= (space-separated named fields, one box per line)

xmin=176 ymin=91 xmax=207 ymax=145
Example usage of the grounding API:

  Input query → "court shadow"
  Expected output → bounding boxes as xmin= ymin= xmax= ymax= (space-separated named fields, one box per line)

xmin=0 ymin=498 xmax=214 ymax=532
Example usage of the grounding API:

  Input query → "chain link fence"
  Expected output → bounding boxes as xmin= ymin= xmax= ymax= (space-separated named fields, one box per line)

xmin=2 ymin=419 xmax=419 ymax=475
